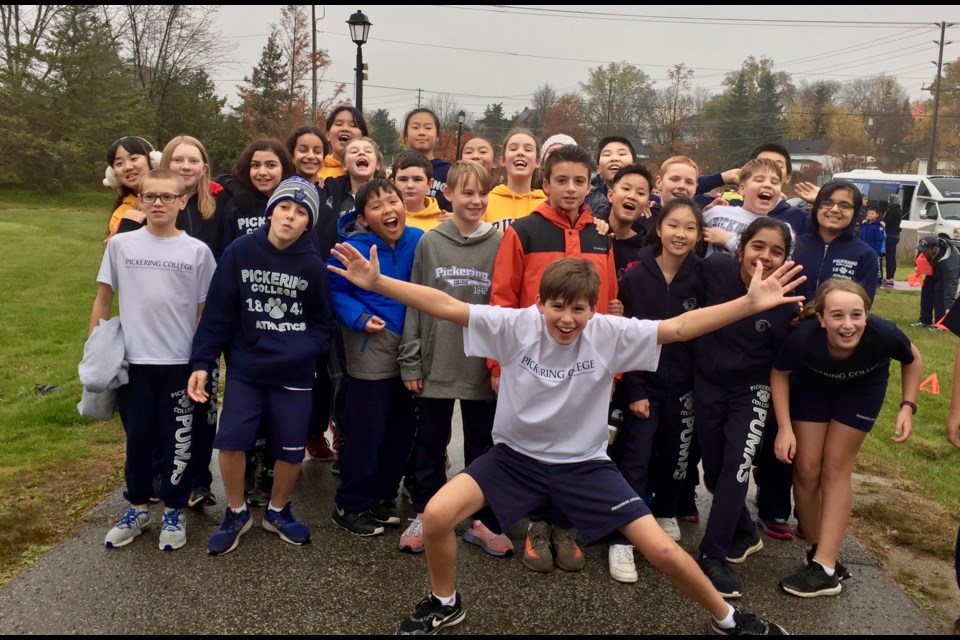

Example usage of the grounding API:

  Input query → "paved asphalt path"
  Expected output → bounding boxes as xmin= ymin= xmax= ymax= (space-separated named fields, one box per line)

xmin=0 ymin=399 xmax=939 ymax=636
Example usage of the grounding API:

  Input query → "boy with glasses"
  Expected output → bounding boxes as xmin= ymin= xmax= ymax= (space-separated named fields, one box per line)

xmin=92 ymin=169 xmax=216 ymax=551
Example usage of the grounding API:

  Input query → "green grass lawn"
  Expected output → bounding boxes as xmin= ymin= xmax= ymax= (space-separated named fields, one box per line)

xmin=0 ymin=191 xmax=126 ymax=579
xmin=861 ymin=285 xmax=960 ymax=516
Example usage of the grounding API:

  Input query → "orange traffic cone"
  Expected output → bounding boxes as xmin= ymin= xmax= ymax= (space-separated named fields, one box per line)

xmin=919 ymin=374 xmax=940 ymax=395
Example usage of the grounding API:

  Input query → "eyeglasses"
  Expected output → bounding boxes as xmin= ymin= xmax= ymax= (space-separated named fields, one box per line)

xmin=140 ymin=193 xmax=183 ymax=204
xmin=818 ymin=199 xmax=855 ymax=213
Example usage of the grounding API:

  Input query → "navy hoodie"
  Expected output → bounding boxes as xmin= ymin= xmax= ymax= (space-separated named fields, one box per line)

xmin=769 ymin=199 xmax=812 ymax=237
xmin=694 ymin=254 xmax=799 ymax=386
xmin=315 ymin=174 xmax=353 ymax=261
xmin=618 ymin=245 xmax=703 ymax=400
xmin=221 ymin=184 xmax=269 ymax=249
xmin=612 ymin=232 xmax=649 ymax=281
xmin=794 ymin=215 xmax=879 ymax=303
xmin=190 ymin=225 xmax=334 ymax=388
xmin=430 ymin=158 xmax=452 ymax=212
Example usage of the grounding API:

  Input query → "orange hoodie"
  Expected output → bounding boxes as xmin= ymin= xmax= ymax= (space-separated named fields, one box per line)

xmin=104 ymin=194 xmax=139 ymax=243
xmin=404 ymin=196 xmax=444 ymax=232
xmin=318 ymin=155 xmax=346 ymax=180
xmin=482 ymin=184 xmax=546 ymax=234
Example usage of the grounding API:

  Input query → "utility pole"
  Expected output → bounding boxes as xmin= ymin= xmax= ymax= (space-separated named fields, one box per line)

xmin=925 ymin=21 xmax=954 ymax=174
xmin=416 ymin=88 xmax=422 ymax=108
xmin=311 ymin=5 xmax=325 ymax=125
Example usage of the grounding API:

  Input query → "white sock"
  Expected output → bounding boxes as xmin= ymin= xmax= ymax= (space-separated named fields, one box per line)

xmin=815 ymin=560 xmax=836 ymax=576
xmin=268 ymin=502 xmax=284 ymax=512
xmin=433 ymin=591 xmax=457 ymax=607
xmin=231 ymin=503 xmax=248 ymax=514
xmin=714 ymin=604 xmax=736 ymax=629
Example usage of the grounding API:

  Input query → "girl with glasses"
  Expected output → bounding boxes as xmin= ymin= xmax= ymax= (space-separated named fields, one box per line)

xmin=792 ymin=180 xmax=879 ymax=304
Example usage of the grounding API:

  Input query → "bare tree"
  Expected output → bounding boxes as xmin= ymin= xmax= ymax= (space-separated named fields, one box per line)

xmin=425 ymin=92 xmax=463 ymax=129
xmin=651 ymin=63 xmax=695 ymax=156
xmin=0 ymin=5 xmax=63 ymax=87
xmin=110 ymin=6 xmax=233 ymax=115
xmin=531 ymin=84 xmax=558 ymax=135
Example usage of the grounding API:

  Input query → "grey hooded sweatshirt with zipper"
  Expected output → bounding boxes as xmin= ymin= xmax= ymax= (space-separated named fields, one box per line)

xmin=399 ymin=219 xmax=501 ymax=400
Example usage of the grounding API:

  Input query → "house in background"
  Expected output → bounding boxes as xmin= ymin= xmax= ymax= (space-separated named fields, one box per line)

xmin=784 ymin=140 xmax=844 ymax=175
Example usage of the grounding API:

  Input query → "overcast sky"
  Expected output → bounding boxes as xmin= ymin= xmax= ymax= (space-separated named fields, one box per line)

xmin=210 ymin=5 xmax=957 ymax=124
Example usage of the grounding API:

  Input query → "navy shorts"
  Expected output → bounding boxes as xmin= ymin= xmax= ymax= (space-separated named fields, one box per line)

xmin=463 ymin=444 xmax=651 ymax=545
xmin=790 ymin=373 xmax=888 ymax=433
xmin=214 ymin=379 xmax=312 ymax=463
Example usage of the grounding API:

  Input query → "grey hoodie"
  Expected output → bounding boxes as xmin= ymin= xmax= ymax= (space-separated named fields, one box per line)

xmin=399 ymin=219 xmax=501 ymax=400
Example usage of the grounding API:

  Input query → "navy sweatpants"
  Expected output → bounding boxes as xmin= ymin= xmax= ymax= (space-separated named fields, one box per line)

xmin=411 ymin=397 xmax=498 ymax=529
xmin=755 ymin=413 xmax=794 ymax=522
xmin=335 ymin=376 xmax=417 ymax=513
xmin=190 ymin=366 xmax=219 ymax=490
xmin=118 ymin=364 xmax=196 ymax=509
xmin=695 ymin=377 xmax=770 ymax=559
xmin=609 ymin=388 xmax=695 ymax=518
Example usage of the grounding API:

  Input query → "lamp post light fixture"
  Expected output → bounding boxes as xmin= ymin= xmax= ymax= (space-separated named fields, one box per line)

xmin=456 ymin=110 xmax=466 ymax=159
xmin=346 ymin=9 xmax=371 ymax=113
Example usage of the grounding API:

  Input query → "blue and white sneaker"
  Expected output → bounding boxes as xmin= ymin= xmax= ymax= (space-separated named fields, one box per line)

xmin=208 ymin=508 xmax=252 ymax=556
xmin=158 ymin=508 xmax=186 ymax=551
xmin=104 ymin=506 xmax=151 ymax=548
xmin=263 ymin=502 xmax=311 ymax=545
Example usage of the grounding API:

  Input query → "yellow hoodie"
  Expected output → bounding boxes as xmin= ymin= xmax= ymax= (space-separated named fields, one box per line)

xmin=482 ymin=184 xmax=547 ymax=233
xmin=104 ymin=193 xmax=139 ymax=243
xmin=404 ymin=196 xmax=444 ymax=232
xmin=318 ymin=155 xmax=346 ymax=180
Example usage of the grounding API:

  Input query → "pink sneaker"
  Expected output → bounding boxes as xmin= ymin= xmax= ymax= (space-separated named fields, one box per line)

xmin=761 ymin=518 xmax=794 ymax=541
xmin=399 ymin=514 xmax=425 ymax=554
xmin=463 ymin=521 xmax=514 ymax=557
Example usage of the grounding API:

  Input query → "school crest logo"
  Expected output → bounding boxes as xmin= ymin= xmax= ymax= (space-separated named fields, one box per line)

xmin=683 ymin=297 xmax=698 ymax=311
xmin=755 ymin=319 xmax=770 ymax=332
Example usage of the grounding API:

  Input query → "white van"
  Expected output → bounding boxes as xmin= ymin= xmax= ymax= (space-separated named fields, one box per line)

xmin=832 ymin=170 xmax=960 ymax=245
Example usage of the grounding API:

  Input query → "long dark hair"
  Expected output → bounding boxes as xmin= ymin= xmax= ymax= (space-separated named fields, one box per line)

xmin=649 ymin=196 xmax=703 ymax=257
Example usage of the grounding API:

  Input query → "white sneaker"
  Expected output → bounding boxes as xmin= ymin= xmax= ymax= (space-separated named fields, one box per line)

xmin=608 ymin=544 xmax=638 ymax=583
xmin=104 ymin=506 xmax=151 ymax=548
xmin=158 ymin=508 xmax=186 ymax=551
xmin=657 ymin=516 xmax=682 ymax=541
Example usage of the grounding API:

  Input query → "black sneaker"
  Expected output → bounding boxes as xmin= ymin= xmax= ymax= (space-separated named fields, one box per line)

xmin=698 ymin=554 xmax=742 ymax=599
xmin=397 ymin=593 xmax=465 ymax=635
xmin=726 ymin=531 xmax=763 ymax=564
xmin=805 ymin=544 xmax=851 ymax=581
xmin=711 ymin=606 xmax=787 ymax=635
xmin=331 ymin=506 xmax=384 ymax=536
xmin=780 ymin=561 xmax=842 ymax=598
xmin=187 ymin=486 xmax=217 ymax=509
xmin=372 ymin=499 xmax=400 ymax=526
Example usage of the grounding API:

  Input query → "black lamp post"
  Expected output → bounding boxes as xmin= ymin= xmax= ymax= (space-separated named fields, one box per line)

xmin=346 ymin=10 xmax=371 ymax=113
xmin=456 ymin=110 xmax=466 ymax=159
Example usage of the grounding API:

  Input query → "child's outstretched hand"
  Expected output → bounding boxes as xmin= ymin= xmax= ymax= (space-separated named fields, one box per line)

xmin=328 ymin=242 xmax=380 ymax=291
xmin=746 ymin=259 xmax=806 ymax=311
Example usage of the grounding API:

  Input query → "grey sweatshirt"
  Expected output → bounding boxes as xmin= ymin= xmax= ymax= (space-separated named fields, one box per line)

xmin=399 ymin=219 xmax=501 ymax=400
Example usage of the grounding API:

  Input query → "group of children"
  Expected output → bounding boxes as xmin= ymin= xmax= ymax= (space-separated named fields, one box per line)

xmin=89 ymin=111 xmax=926 ymax=635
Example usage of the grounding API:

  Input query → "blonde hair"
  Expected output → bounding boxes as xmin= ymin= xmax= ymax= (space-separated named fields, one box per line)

xmin=800 ymin=278 xmax=871 ymax=320
xmin=738 ymin=157 xmax=783 ymax=185
xmin=658 ymin=155 xmax=700 ymax=178
xmin=447 ymin=160 xmax=493 ymax=193
xmin=161 ymin=135 xmax=215 ymax=220
xmin=344 ymin=136 xmax=387 ymax=179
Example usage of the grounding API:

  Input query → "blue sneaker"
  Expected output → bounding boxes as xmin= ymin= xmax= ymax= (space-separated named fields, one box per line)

xmin=208 ymin=508 xmax=252 ymax=556
xmin=262 ymin=502 xmax=311 ymax=545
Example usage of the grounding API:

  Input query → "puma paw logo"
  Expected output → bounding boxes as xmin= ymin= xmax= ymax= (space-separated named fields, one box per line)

xmin=265 ymin=298 xmax=287 ymax=319
xmin=757 ymin=389 xmax=771 ymax=404
xmin=178 ymin=394 xmax=193 ymax=409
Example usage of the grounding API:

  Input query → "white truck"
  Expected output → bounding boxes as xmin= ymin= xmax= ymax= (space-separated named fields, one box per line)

xmin=833 ymin=169 xmax=960 ymax=246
